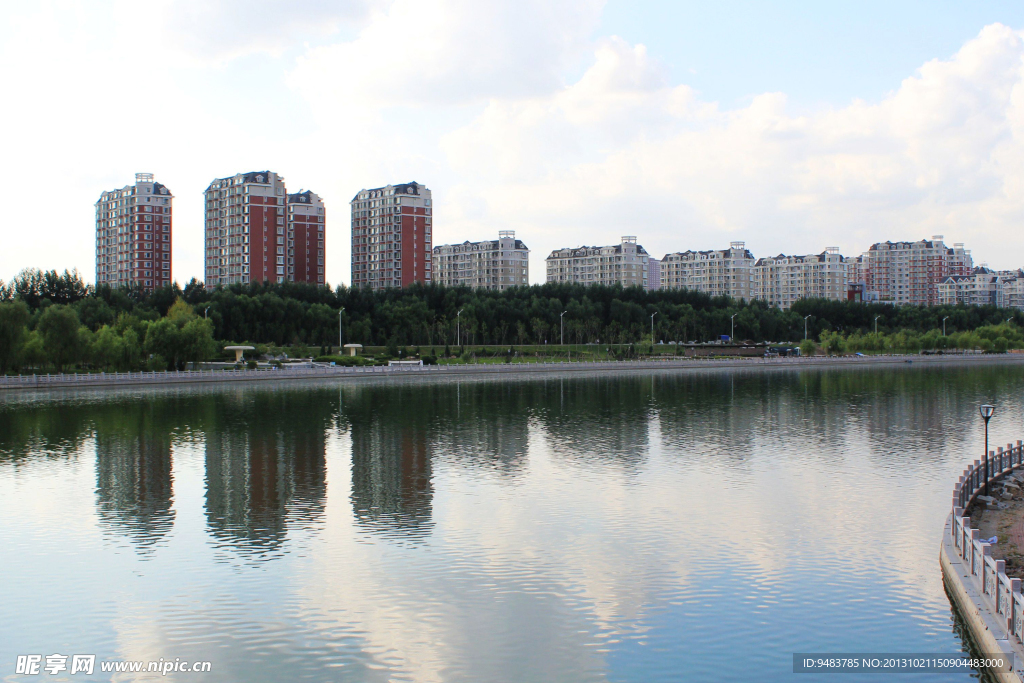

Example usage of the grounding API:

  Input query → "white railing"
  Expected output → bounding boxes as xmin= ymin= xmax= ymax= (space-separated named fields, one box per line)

xmin=952 ymin=441 xmax=1024 ymax=642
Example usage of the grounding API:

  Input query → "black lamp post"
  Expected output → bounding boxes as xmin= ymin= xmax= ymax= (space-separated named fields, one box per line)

xmin=981 ymin=404 xmax=995 ymax=496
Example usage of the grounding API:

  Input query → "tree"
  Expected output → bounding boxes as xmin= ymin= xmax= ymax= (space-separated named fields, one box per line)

xmin=799 ymin=339 xmax=817 ymax=357
xmin=0 ymin=301 xmax=31 ymax=373
xmin=37 ymin=305 xmax=83 ymax=372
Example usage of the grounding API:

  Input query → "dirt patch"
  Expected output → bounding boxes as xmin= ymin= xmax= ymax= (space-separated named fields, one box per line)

xmin=967 ymin=473 xmax=1024 ymax=578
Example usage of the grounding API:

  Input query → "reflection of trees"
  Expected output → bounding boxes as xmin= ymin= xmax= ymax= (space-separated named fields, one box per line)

xmin=0 ymin=402 xmax=94 ymax=462
xmin=431 ymin=382 xmax=531 ymax=477
xmin=204 ymin=390 xmax=332 ymax=556
xmin=525 ymin=376 xmax=652 ymax=471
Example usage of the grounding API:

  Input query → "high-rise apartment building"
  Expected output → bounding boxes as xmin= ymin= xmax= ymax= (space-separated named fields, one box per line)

xmin=95 ymin=173 xmax=173 ymax=290
xmin=647 ymin=258 xmax=662 ymax=291
xmin=545 ymin=237 xmax=649 ymax=287
xmin=350 ymin=182 xmax=433 ymax=290
xmin=660 ymin=242 xmax=755 ymax=300
xmin=432 ymin=230 xmax=529 ymax=290
xmin=861 ymin=237 xmax=972 ymax=305
xmin=287 ymin=191 xmax=326 ymax=285
xmin=204 ymin=171 xmax=287 ymax=286
xmin=752 ymin=248 xmax=850 ymax=308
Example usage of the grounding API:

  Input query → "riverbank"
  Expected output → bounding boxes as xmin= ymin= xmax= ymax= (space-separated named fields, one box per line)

xmin=1 ymin=352 xmax=1023 ymax=392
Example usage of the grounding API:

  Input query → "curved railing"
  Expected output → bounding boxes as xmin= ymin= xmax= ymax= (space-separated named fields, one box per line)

xmin=951 ymin=441 xmax=1024 ymax=641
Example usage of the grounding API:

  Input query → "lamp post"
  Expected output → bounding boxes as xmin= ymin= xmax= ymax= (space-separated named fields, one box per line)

xmin=803 ymin=315 xmax=812 ymax=340
xmin=874 ymin=315 xmax=881 ymax=336
xmin=652 ymin=312 xmax=658 ymax=346
xmin=204 ymin=305 xmax=210 ymax=319
xmin=730 ymin=313 xmax=737 ymax=341
xmin=981 ymin=404 xmax=995 ymax=496
xmin=457 ymin=309 xmax=463 ymax=347
xmin=338 ymin=307 xmax=345 ymax=352
xmin=942 ymin=316 xmax=949 ymax=336
xmin=560 ymin=310 xmax=567 ymax=346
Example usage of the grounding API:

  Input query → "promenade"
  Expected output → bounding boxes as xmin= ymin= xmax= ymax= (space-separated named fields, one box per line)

xmin=1 ymin=352 xmax=1020 ymax=392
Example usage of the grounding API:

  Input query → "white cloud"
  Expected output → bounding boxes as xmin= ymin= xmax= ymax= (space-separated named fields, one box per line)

xmin=438 ymin=24 xmax=1024 ymax=272
xmin=3 ymin=4 xmax=1024 ymax=287
xmin=289 ymin=0 xmax=605 ymax=109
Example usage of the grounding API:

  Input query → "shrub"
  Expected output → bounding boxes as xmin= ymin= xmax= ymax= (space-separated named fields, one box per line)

xmin=146 ymin=354 xmax=167 ymax=371
xmin=247 ymin=360 xmax=258 ymax=369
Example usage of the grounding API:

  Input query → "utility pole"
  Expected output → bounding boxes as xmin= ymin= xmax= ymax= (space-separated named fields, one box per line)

xmin=338 ymin=307 xmax=345 ymax=352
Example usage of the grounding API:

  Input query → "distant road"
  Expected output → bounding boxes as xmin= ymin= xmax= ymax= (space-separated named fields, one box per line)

xmin=1 ymin=353 xmax=1021 ymax=393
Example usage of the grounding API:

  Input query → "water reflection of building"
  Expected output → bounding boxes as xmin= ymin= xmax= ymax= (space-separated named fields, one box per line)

xmin=345 ymin=386 xmax=434 ymax=538
xmin=204 ymin=391 xmax=330 ymax=556
xmin=94 ymin=409 xmax=175 ymax=550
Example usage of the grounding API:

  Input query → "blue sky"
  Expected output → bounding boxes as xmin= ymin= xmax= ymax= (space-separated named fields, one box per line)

xmin=602 ymin=1 xmax=1024 ymax=107
xmin=2 ymin=1 xmax=1024 ymax=286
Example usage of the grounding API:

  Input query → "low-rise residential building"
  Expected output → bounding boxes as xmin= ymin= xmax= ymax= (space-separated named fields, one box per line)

xmin=660 ymin=242 xmax=755 ymax=301
xmin=752 ymin=248 xmax=850 ymax=308
xmin=545 ymin=236 xmax=649 ymax=288
xmin=432 ymin=230 xmax=529 ymax=290
xmin=938 ymin=267 xmax=1024 ymax=309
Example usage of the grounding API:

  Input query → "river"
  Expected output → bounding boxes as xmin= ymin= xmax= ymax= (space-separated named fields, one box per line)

xmin=1 ymin=364 xmax=1019 ymax=681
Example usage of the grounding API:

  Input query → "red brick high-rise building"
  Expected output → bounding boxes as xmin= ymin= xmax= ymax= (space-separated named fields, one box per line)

xmin=287 ymin=190 xmax=326 ymax=285
xmin=95 ymin=173 xmax=173 ymax=290
xmin=204 ymin=171 xmax=287 ymax=286
xmin=350 ymin=182 xmax=432 ymax=289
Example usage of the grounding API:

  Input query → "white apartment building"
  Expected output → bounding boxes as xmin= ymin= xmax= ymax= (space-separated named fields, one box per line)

xmin=938 ymin=268 xmax=1024 ymax=309
xmin=545 ymin=236 xmax=649 ymax=288
xmin=752 ymin=248 xmax=850 ymax=308
xmin=432 ymin=231 xmax=529 ymax=290
xmin=861 ymin=236 xmax=972 ymax=305
xmin=660 ymin=242 xmax=755 ymax=301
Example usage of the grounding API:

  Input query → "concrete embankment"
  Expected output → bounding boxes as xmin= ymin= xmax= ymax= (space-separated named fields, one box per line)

xmin=945 ymin=443 xmax=1024 ymax=682
xmin=1 ymin=352 xmax=1022 ymax=392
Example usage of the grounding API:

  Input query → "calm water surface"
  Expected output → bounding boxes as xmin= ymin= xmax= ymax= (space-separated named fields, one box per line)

xmin=2 ymin=364 xmax=1022 ymax=682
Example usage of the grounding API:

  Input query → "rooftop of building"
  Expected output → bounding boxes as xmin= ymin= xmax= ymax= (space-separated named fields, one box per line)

xmin=204 ymin=171 xmax=278 ymax=191
xmin=546 ymin=241 xmax=650 ymax=258
xmin=351 ymin=182 xmax=426 ymax=201
xmin=434 ymin=238 xmax=528 ymax=252
xmin=287 ymin=190 xmax=319 ymax=204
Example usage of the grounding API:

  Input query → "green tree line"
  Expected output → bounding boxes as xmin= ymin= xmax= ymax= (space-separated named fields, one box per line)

xmin=2 ymin=267 xmax=1023 ymax=373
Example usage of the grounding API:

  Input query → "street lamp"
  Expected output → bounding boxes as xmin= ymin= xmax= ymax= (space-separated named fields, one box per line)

xmin=204 ymin=305 xmax=210 ymax=319
xmin=803 ymin=315 xmax=812 ymax=340
xmin=981 ymin=404 xmax=995 ymax=496
xmin=457 ymin=309 xmax=463 ymax=347
xmin=338 ymin=306 xmax=345 ymax=351
xmin=874 ymin=315 xmax=881 ymax=336
xmin=942 ymin=316 xmax=949 ymax=336
xmin=652 ymin=312 xmax=658 ymax=345
xmin=730 ymin=313 xmax=737 ymax=341
xmin=560 ymin=310 xmax=567 ymax=346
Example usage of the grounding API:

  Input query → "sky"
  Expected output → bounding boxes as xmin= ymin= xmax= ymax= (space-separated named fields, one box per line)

xmin=3 ymin=0 xmax=1024 ymax=287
